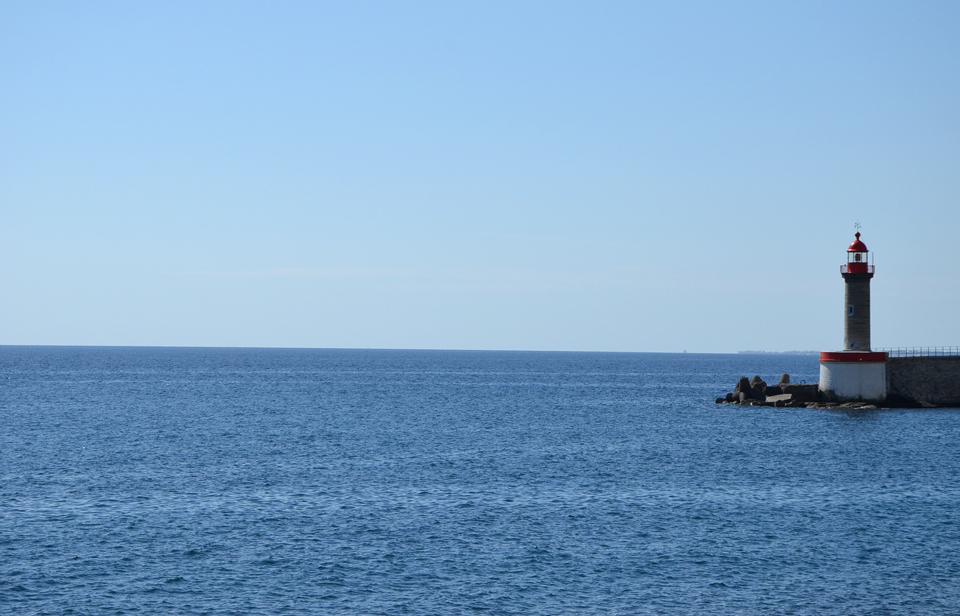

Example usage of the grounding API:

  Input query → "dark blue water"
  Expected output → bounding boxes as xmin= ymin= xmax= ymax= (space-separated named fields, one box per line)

xmin=2 ymin=347 xmax=959 ymax=614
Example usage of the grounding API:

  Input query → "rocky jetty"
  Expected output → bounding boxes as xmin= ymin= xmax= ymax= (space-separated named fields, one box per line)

xmin=714 ymin=374 xmax=880 ymax=409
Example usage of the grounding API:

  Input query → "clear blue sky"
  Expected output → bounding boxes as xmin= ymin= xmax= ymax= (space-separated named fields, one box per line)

xmin=2 ymin=1 xmax=958 ymax=352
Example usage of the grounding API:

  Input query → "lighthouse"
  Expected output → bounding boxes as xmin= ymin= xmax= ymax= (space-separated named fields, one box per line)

xmin=843 ymin=231 xmax=872 ymax=351
xmin=819 ymin=230 xmax=888 ymax=402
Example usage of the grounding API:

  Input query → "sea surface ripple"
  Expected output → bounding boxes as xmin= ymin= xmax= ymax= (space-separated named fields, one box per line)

xmin=2 ymin=347 xmax=959 ymax=614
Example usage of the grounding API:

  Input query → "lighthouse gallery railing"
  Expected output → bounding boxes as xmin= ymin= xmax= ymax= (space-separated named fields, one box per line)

xmin=840 ymin=264 xmax=875 ymax=274
xmin=877 ymin=347 xmax=960 ymax=358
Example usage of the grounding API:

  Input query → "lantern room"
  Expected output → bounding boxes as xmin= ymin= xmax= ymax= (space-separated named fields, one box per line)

xmin=843 ymin=232 xmax=873 ymax=274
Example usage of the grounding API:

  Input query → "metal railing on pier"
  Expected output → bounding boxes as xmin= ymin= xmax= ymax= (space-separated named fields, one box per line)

xmin=877 ymin=347 xmax=960 ymax=358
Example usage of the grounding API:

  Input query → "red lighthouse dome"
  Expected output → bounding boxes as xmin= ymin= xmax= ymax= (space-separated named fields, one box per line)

xmin=844 ymin=232 xmax=871 ymax=274
xmin=848 ymin=232 xmax=868 ymax=253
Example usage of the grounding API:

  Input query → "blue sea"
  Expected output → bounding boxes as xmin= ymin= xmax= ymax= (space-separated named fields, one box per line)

xmin=2 ymin=347 xmax=959 ymax=615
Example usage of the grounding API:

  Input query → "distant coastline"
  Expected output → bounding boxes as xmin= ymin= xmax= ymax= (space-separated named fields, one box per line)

xmin=737 ymin=350 xmax=819 ymax=355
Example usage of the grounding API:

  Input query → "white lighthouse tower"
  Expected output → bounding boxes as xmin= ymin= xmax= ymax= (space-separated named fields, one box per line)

xmin=818 ymin=230 xmax=888 ymax=402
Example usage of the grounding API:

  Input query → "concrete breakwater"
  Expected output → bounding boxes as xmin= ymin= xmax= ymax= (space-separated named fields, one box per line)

xmin=715 ymin=374 xmax=825 ymax=408
xmin=714 ymin=374 xmax=881 ymax=409
xmin=887 ymin=356 xmax=960 ymax=406
xmin=717 ymin=359 xmax=960 ymax=408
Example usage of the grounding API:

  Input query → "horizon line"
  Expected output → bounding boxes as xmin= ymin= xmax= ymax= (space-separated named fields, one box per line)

xmin=0 ymin=343 xmax=823 ymax=356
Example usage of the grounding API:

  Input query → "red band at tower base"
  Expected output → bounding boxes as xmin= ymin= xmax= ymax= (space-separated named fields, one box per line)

xmin=819 ymin=351 xmax=888 ymax=363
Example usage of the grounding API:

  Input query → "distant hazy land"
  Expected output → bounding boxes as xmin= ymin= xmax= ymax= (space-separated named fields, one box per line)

xmin=738 ymin=350 xmax=820 ymax=355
